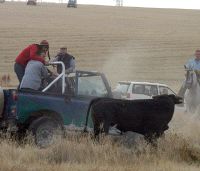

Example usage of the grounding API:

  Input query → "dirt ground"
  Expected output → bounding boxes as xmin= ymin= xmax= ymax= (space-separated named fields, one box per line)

xmin=1 ymin=2 xmax=200 ymax=90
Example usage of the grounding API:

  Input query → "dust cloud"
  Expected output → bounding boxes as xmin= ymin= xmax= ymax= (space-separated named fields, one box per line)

xmin=100 ymin=42 xmax=184 ymax=92
xmin=169 ymin=108 xmax=200 ymax=144
xmin=101 ymin=42 xmax=153 ymax=88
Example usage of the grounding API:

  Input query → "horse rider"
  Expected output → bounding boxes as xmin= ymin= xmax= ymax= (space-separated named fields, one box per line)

xmin=14 ymin=40 xmax=50 ymax=85
xmin=178 ymin=49 xmax=200 ymax=98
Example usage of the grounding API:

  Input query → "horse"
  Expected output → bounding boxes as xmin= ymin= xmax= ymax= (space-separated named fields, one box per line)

xmin=184 ymin=69 xmax=200 ymax=113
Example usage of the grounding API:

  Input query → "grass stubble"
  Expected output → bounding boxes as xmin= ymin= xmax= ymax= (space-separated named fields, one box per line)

xmin=0 ymin=110 xmax=200 ymax=171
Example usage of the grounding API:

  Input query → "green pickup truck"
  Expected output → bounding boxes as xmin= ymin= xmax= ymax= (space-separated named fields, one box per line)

xmin=0 ymin=62 xmax=112 ymax=147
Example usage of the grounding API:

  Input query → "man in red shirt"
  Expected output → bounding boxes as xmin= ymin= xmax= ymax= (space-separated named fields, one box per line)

xmin=14 ymin=40 xmax=49 ymax=84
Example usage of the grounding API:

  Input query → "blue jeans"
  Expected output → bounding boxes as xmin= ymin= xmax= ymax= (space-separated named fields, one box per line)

xmin=14 ymin=63 xmax=25 ymax=84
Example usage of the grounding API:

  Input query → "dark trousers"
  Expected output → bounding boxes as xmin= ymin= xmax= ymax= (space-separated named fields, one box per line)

xmin=14 ymin=63 xmax=25 ymax=83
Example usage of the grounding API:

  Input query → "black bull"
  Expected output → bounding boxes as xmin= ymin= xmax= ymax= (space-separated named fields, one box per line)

xmin=84 ymin=94 xmax=182 ymax=140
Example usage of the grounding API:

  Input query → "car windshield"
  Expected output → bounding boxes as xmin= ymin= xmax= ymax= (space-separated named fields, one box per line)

xmin=132 ymin=84 xmax=158 ymax=96
xmin=114 ymin=83 xmax=130 ymax=93
xmin=159 ymin=86 xmax=176 ymax=95
xmin=78 ymin=75 xmax=108 ymax=97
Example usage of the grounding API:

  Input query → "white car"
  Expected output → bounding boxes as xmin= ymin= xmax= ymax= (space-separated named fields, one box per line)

xmin=113 ymin=81 xmax=176 ymax=100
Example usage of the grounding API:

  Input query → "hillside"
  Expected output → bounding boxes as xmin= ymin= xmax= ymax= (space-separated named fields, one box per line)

xmin=1 ymin=2 xmax=200 ymax=90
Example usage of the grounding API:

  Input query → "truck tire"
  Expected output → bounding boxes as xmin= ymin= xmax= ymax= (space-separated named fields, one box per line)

xmin=28 ymin=116 xmax=63 ymax=148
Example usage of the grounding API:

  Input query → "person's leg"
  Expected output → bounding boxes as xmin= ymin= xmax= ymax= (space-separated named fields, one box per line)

xmin=177 ymin=80 xmax=187 ymax=98
xmin=14 ymin=63 xmax=25 ymax=83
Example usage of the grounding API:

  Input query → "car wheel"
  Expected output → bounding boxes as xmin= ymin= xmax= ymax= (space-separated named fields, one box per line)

xmin=29 ymin=116 xmax=63 ymax=148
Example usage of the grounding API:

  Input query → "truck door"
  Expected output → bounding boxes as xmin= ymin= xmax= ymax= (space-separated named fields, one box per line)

xmin=63 ymin=71 xmax=111 ymax=128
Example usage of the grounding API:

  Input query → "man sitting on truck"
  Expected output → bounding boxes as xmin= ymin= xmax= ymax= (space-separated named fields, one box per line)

xmin=48 ymin=47 xmax=75 ymax=94
xmin=20 ymin=52 xmax=49 ymax=91
xmin=52 ymin=46 xmax=75 ymax=74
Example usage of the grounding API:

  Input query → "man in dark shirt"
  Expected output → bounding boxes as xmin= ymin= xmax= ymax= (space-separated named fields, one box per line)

xmin=52 ymin=47 xmax=75 ymax=74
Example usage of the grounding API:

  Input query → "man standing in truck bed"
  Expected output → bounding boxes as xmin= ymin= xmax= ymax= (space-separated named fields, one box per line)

xmin=14 ymin=40 xmax=49 ymax=84
xmin=20 ymin=52 xmax=49 ymax=91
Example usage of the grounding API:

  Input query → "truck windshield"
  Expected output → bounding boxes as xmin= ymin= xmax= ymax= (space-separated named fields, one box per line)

xmin=77 ymin=75 xmax=108 ymax=97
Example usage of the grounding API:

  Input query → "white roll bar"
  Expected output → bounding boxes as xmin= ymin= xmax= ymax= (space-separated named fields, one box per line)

xmin=42 ymin=61 xmax=66 ymax=94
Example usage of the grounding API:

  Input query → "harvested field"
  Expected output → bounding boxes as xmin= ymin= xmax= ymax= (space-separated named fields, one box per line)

xmin=0 ymin=2 xmax=200 ymax=170
xmin=1 ymin=2 xmax=200 ymax=90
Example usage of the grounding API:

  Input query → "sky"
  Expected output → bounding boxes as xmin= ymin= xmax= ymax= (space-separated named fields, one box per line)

xmin=77 ymin=0 xmax=200 ymax=9
xmin=12 ymin=0 xmax=200 ymax=9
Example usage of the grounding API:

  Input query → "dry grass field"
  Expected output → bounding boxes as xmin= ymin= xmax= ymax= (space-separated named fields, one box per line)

xmin=1 ymin=2 xmax=200 ymax=171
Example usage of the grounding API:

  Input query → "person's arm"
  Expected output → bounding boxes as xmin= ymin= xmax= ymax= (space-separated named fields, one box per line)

xmin=30 ymin=45 xmax=45 ymax=64
xmin=66 ymin=58 xmax=75 ymax=73
xmin=41 ymin=65 xmax=49 ymax=79
xmin=70 ymin=58 xmax=75 ymax=70
xmin=50 ymin=56 xmax=59 ymax=62
xmin=185 ymin=59 xmax=193 ymax=70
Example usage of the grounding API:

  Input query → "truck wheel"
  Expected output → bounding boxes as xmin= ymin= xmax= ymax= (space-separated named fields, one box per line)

xmin=29 ymin=116 xmax=63 ymax=148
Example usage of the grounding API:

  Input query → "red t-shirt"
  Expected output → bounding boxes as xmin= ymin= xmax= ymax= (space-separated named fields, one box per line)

xmin=15 ymin=44 xmax=45 ymax=66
